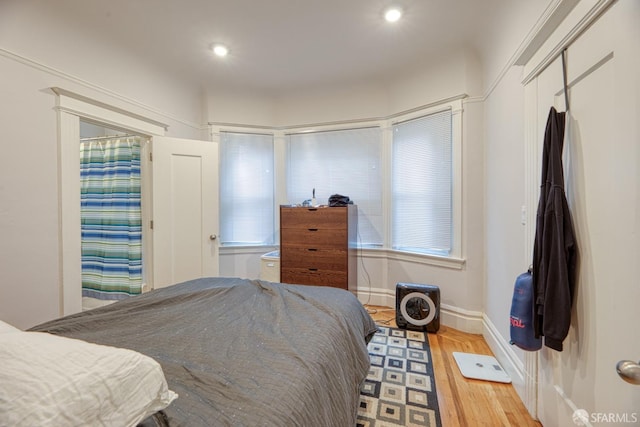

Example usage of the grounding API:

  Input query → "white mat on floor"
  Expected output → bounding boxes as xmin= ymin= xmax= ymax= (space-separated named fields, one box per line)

xmin=452 ymin=352 xmax=512 ymax=383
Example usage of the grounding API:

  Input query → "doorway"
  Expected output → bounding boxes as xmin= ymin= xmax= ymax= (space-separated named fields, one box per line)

xmin=56 ymin=88 xmax=218 ymax=318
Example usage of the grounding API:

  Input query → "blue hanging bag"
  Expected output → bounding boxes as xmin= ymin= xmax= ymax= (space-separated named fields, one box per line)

xmin=509 ymin=269 xmax=542 ymax=351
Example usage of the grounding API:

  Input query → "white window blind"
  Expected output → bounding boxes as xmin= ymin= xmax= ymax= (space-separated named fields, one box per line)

xmin=392 ymin=110 xmax=452 ymax=255
xmin=220 ymin=132 xmax=275 ymax=246
xmin=286 ymin=127 xmax=383 ymax=246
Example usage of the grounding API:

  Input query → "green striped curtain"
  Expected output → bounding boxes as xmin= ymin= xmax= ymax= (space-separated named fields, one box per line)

xmin=80 ymin=136 xmax=142 ymax=300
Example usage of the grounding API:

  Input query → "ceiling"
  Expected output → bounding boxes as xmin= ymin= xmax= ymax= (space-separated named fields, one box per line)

xmin=13 ymin=0 xmax=536 ymax=96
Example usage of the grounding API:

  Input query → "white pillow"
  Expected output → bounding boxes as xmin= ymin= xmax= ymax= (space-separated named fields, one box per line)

xmin=0 ymin=320 xmax=21 ymax=333
xmin=0 ymin=330 xmax=177 ymax=427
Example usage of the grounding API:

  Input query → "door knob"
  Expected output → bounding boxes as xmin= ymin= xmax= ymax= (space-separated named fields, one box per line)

xmin=616 ymin=360 xmax=640 ymax=385
xmin=209 ymin=234 xmax=217 ymax=241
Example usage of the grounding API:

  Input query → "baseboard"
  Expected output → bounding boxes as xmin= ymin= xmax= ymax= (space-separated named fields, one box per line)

xmin=356 ymin=286 xmax=394 ymax=308
xmin=441 ymin=303 xmax=484 ymax=334
xmin=356 ymin=287 xmax=484 ymax=334
xmin=483 ymin=314 xmax=538 ymax=420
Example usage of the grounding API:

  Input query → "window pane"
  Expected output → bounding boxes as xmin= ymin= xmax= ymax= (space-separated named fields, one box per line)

xmin=286 ymin=127 xmax=383 ymax=246
xmin=220 ymin=132 xmax=274 ymax=245
xmin=392 ymin=110 xmax=452 ymax=255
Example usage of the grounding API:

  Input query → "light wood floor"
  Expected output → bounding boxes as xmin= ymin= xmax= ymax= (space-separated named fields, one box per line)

xmin=366 ymin=306 xmax=542 ymax=427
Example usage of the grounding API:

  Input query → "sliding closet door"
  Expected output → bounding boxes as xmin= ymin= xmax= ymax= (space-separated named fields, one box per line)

xmin=526 ymin=2 xmax=640 ymax=425
xmin=151 ymin=137 xmax=219 ymax=288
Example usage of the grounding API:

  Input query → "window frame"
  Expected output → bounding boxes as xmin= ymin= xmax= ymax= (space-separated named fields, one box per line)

xmin=211 ymin=97 xmax=464 ymax=268
xmin=218 ymin=130 xmax=276 ymax=247
xmin=211 ymin=125 xmax=278 ymax=248
xmin=389 ymin=100 xmax=463 ymax=261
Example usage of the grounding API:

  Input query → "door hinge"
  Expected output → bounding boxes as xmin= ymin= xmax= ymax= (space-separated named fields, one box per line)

xmin=149 ymin=151 xmax=153 ymax=161
xmin=150 ymin=220 xmax=154 ymax=230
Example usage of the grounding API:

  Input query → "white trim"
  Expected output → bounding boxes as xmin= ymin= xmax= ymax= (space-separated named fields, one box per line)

xmin=209 ymin=124 xmax=276 ymax=138
xmin=56 ymin=89 xmax=165 ymax=317
xmin=357 ymin=286 xmax=394 ymax=308
xmin=521 ymin=0 xmax=616 ymax=85
xmin=451 ymin=102 xmax=464 ymax=260
xmin=0 ymin=47 xmax=202 ymax=131
xmin=482 ymin=0 xmax=579 ymax=101
xmin=462 ymin=96 xmax=484 ymax=105
xmin=53 ymin=88 xmax=167 ymax=135
xmin=522 ymin=80 xmax=540 ymax=421
xmin=57 ymin=111 xmax=82 ymax=316
xmin=513 ymin=0 xmax=581 ymax=66
xmin=207 ymin=94 xmax=468 ymax=131
xmin=359 ymin=247 xmax=465 ymax=270
xmin=219 ymin=246 xmax=279 ymax=255
xmin=441 ymin=303 xmax=483 ymax=334
xmin=482 ymin=314 xmax=539 ymax=419
xmin=484 ymin=315 xmax=588 ymax=425
xmin=385 ymin=250 xmax=465 ymax=270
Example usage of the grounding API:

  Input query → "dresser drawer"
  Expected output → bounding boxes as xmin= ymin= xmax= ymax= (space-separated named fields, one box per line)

xmin=280 ymin=247 xmax=347 ymax=270
xmin=280 ymin=228 xmax=346 ymax=248
xmin=280 ymin=207 xmax=347 ymax=230
xmin=280 ymin=268 xmax=348 ymax=289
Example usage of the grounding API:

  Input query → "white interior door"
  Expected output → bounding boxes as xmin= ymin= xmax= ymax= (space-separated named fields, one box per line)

xmin=531 ymin=2 xmax=640 ymax=425
xmin=151 ymin=136 xmax=219 ymax=288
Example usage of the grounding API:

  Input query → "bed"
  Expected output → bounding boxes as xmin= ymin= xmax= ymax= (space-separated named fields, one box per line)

xmin=12 ymin=277 xmax=377 ymax=426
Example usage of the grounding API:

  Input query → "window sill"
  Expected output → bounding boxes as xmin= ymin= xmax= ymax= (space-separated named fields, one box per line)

xmin=358 ymin=247 xmax=466 ymax=270
xmin=220 ymin=245 xmax=466 ymax=270
xmin=220 ymin=245 xmax=277 ymax=255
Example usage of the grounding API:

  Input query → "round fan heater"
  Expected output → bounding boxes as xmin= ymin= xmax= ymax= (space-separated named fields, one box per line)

xmin=395 ymin=283 xmax=440 ymax=333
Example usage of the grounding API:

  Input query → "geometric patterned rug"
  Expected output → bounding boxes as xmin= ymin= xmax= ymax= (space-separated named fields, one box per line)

xmin=357 ymin=326 xmax=442 ymax=427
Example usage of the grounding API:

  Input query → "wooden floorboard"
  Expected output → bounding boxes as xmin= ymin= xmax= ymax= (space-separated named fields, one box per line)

xmin=366 ymin=305 xmax=542 ymax=427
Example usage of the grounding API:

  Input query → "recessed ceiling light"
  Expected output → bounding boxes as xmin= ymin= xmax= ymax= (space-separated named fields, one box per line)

xmin=384 ymin=7 xmax=402 ymax=23
xmin=212 ymin=44 xmax=229 ymax=57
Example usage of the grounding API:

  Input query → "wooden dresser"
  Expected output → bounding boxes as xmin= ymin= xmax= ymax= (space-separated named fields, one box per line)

xmin=280 ymin=205 xmax=357 ymax=292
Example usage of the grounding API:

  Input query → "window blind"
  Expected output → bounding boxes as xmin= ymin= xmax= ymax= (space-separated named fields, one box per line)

xmin=392 ymin=110 xmax=452 ymax=255
xmin=220 ymin=132 xmax=275 ymax=245
xmin=286 ymin=127 xmax=383 ymax=246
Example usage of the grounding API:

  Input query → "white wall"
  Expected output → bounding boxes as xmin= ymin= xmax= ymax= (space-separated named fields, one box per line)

xmin=0 ymin=1 xmax=203 ymax=129
xmin=0 ymin=56 xmax=62 ymax=330
xmin=0 ymin=4 xmax=205 ymax=329
xmin=483 ymin=64 xmax=528 ymax=351
xmin=479 ymin=2 xmax=557 ymax=412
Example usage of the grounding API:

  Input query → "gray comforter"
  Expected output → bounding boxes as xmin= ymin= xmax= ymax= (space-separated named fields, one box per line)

xmin=31 ymin=277 xmax=377 ymax=427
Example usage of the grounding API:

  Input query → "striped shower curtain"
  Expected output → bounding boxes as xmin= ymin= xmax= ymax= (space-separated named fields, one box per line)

xmin=80 ymin=136 xmax=142 ymax=300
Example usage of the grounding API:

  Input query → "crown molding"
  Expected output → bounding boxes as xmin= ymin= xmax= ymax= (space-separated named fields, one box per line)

xmin=520 ymin=0 xmax=616 ymax=85
xmin=0 ymin=47 xmax=203 ymax=131
xmin=483 ymin=0 xmax=580 ymax=101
